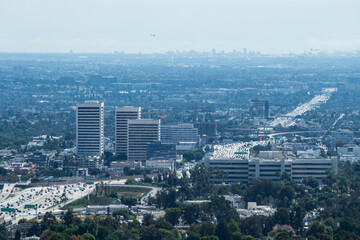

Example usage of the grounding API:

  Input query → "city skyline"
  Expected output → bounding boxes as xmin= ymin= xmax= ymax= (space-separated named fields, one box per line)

xmin=0 ymin=0 xmax=359 ymax=54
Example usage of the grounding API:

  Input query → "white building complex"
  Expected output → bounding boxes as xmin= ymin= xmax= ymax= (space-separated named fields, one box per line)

xmin=161 ymin=123 xmax=200 ymax=144
xmin=76 ymin=101 xmax=104 ymax=156
xmin=205 ymin=151 xmax=338 ymax=183
xmin=127 ymin=119 xmax=160 ymax=162
xmin=115 ymin=106 xmax=141 ymax=156
xmin=337 ymin=145 xmax=360 ymax=162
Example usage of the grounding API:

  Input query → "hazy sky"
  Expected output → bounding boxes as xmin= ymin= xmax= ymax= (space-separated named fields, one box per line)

xmin=0 ymin=0 xmax=359 ymax=53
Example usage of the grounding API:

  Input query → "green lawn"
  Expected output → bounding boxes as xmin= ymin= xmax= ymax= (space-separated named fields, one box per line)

xmin=62 ymin=186 xmax=150 ymax=209
xmin=113 ymin=186 xmax=150 ymax=198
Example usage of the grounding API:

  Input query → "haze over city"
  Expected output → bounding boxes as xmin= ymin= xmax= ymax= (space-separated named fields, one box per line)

xmin=1 ymin=0 xmax=359 ymax=53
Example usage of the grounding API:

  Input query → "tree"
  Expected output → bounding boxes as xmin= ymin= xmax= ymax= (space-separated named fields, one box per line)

xmin=82 ymin=233 xmax=95 ymax=240
xmin=41 ymin=212 xmax=57 ymax=231
xmin=182 ymin=204 xmax=200 ymax=225
xmin=303 ymin=177 xmax=319 ymax=189
xmin=165 ymin=208 xmax=181 ymax=225
xmin=306 ymin=221 xmax=326 ymax=238
xmin=14 ymin=230 xmax=20 ymax=240
xmin=0 ymin=167 xmax=7 ymax=176
xmin=323 ymin=170 xmax=336 ymax=187
xmin=214 ymin=168 xmax=228 ymax=181
xmin=49 ymin=233 xmax=71 ymax=240
xmin=334 ymin=231 xmax=360 ymax=240
xmin=280 ymin=172 xmax=291 ymax=183
xmin=41 ymin=230 xmax=56 ymax=240
xmin=273 ymin=232 xmax=292 ymax=240
xmin=109 ymin=230 xmax=124 ymax=240
xmin=159 ymin=229 xmax=180 ymax=240
xmin=97 ymin=226 xmax=109 ymax=240
xmin=142 ymin=214 xmax=154 ymax=226
xmin=207 ymin=195 xmax=238 ymax=222
xmin=103 ymin=151 xmax=116 ymax=166
xmin=242 ymin=236 xmax=256 ymax=240
xmin=215 ymin=220 xmax=231 ymax=240
xmin=190 ymin=164 xmax=211 ymax=197
xmin=77 ymin=223 xmax=88 ymax=235
xmin=139 ymin=225 xmax=160 ymax=240
xmin=339 ymin=217 xmax=358 ymax=232
xmin=125 ymin=178 xmax=138 ymax=185
xmin=324 ymin=218 xmax=336 ymax=229
xmin=278 ymin=186 xmax=295 ymax=208
xmin=63 ymin=209 xmax=74 ymax=226
xmin=154 ymin=217 xmax=173 ymax=230
xmin=272 ymin=208 xmax=291 ymax=226
xmin=121 ymin=196 xmax=137 ymax=207
xmin=231 ymin=232 xmax=242 ymax=240
xmin=199 ymin=221 xmax=216 ymax=236
xmin=27 ymin=222 xmax=41 ymax=237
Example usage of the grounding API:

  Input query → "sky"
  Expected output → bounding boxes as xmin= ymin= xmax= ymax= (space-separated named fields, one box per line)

xmin=0 ymin=0 xmax=359 ymax=54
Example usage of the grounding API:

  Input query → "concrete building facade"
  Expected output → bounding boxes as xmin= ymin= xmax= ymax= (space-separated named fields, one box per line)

xmin=331 ymin=130 xmax=354 ymax=150
xmin=161 ymin=123 xmax=200 ymax=144
xmin=127 ymin=119 xmax=160 ymax=161
xmin=115 ymin=106 xmax=141 ymax=156
xmin=205 ymin=154 xmax=338 ymax=183
xmin=76 ymin=101 xmax=104 ymax=156
xmin=194 ymin=122 xmax=217 ymax=138
xmin=249 ymin=100 xmax=269 ymax=118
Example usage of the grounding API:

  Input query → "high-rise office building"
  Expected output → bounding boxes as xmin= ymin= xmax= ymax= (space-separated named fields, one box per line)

xmin=115 ymin=106 xmax=141 ymax=156
xmin=76 ymin=101 xmax=104 ymax=156
xmin=249 ymin=100 xmax=269 ymax=118
xmin=127 ymin=119 xmax=160 ymax=161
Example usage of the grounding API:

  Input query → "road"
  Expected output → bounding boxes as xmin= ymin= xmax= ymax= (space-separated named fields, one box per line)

xmin=0 ymin=183 xmax=16 ymax=202
xmin=0 ymin=183 xmax=94 ymax=223
xmin=270 ymin=88 xmax=337 ymax=127
xmin=267 ymin=130 xmax=326 ymax=138
xmin=0 ymin=178 xmax=162 ymax=223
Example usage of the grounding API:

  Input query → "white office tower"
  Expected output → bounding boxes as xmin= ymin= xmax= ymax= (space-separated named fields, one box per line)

xmin=76 ymin=101 xmax=104 ymax=156
xmin=127 ymin=119 xmax=160 ymax=161
xmin=115 ymin=106 xmax=141 ymax=156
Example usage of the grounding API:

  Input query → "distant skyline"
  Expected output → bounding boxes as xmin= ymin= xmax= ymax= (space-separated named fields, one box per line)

xmin=0 ymin=0 xmax=359 ymax=54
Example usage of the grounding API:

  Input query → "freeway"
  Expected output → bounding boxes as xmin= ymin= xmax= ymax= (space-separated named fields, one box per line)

xmin=0 ymin=183 xmax=16 ymax=202
xmin=267 ymin=130 xmax=326 ymax=138
xmin=0 ymin=178 xmax=161 ymax=223
xmin=270 ymin=88 xmax=337 ymax=127
xmin=0 ymin=183 xmax=94 ymax=223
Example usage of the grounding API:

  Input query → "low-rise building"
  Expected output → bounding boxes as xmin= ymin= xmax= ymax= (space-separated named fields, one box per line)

xmin=146 ymin=158 xmax=174 ymax=171
xmin=86 ymin=204 xmax=127 ymax=214
xmin=76 ymin=156 xmax=101 ymax=169
xmin=331 ymin=129 xmax=354 ymax=150
xmin=176 ymin=142 xmax=198 ymax=151
xmin=147 ymin=141 xmax=176 ymax=161
xmin=205 ymin=151 xmax=338 ymax=183
xmin=110 ymin=161 xmax=141 ymax=169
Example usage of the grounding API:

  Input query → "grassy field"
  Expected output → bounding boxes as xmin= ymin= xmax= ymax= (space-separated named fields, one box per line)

xmin=113 ymin=186 xmax=150 ymax=199
xmin=62 ymin=186 xmax=150 ymax=209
